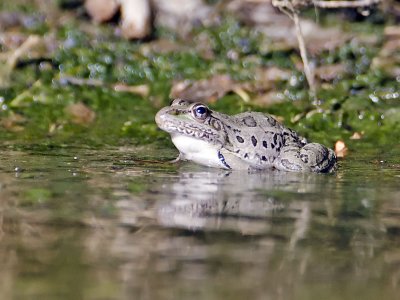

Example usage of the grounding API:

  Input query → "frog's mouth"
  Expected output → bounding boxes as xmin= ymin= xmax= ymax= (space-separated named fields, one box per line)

xmin=155 ymin=108 xmax=222 ymax=144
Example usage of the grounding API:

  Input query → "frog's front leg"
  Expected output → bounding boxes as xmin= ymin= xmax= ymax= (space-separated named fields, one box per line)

xmin=274 ymin=143 xmax=337 ymax=173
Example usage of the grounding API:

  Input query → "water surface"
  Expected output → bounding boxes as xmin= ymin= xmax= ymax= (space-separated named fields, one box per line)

xmin=0 ymin=142 xmax=399 ymax=300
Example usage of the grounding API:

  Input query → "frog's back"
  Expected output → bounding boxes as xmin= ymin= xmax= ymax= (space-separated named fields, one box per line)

xmin=219 ymin=111 xmax=290 ymax=168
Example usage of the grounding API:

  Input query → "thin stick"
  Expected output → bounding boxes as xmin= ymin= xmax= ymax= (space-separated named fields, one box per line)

xmin=7 ymin=35 xmax=41 ymax=69
xmin=271 ymin=0 xmax=381 ymax=102
xmin=272 ymin=0 xmax=381 ymax=9
xmin=312 ymin=0 xmax=380 ymax=9
xmin=293 ymin=12 xmax=316 ymax=99
xmin=272 ymin=0 xmax=316 ymax=100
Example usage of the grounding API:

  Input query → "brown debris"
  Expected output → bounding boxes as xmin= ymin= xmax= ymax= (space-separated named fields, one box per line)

xmin=59 ymin=76 xmax=149 ymax=97
xmin=335 ymin=140 xmax=348 ymax=157
xmin=170 ymin=75 xmax=240 ymax=103
xmin=253 ymin=91 xmax=286 ymax=106
xmin=0 ymin=113 xmax=26 ymax=132
xmin=228 ymin=0 xmax=349 ymax=54
xmin=314 ymin=63 xmax=347 ymax=82
xmin=65 ymin=102 xmax=96 ymax=125
xmin=170 ymin=67 xmax=293 ymax=104
xmin=0 ymin=12 xmax=21 ymax=30
xmin=250 ymin=67 xmax=292 ymax=105
xmin=153 ymin=0 xmax=215 ymax=35
xmin=84 ymin=0 xmax=152 ymax=39
xmin=371 ymin=25 xmax=400 ymax=77
xmin=256 ymin=67 xmax=291 ymax=82
xmin=85 ymin=0 xmax=119 ymax=23
xmin=253 ymin=67 xmax=292 ymax=89
xmin=349 ymin=132 xmax=363 ymax=140
xmin=0 ymin=35 xmax=45 ymax=88
xmin=0 ymin=32 xmax=27 ymax=52
xmin=120 ymin=0 xmax=152 ymax=39
xmin=113 ymin=84 xmax=150 ymax=97
xmin=6 ymin=35 xmax=41 ymax=69
xmin=140 ymin=38 xmax=185 ymax=55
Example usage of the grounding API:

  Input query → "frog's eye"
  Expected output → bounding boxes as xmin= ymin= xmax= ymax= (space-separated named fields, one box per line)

xmin=192 ymin=104 xmax=209 ymax=120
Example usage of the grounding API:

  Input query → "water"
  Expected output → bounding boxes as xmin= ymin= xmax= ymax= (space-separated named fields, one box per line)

xmin=0 ymin=143 xmax=399 ymax=300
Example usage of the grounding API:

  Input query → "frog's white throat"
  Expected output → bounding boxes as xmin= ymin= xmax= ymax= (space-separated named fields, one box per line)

xmin=171 ymin=134 xmax=229 ymax=169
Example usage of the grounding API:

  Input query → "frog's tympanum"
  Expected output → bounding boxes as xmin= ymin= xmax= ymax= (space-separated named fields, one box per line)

xmin=155 ymin=99 xmax=337 ymax=173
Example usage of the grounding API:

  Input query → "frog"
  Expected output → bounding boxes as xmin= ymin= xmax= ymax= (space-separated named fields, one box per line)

xmin=155 ymin=99 xmax=337 ymax=173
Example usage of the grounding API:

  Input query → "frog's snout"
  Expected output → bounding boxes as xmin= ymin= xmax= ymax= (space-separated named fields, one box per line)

xmin=155 ymin=108 xmax=166 ymax=127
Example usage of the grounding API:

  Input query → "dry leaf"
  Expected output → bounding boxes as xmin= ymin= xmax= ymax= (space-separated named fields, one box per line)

xmin=140 ymin=38 xmax=185 ymax=55
xmin=335 ymin=140 xmax=347 ymax=158
xmin=253 ymin=91 xmax=286 ymax=106
xmin=349 ymin=132 xmax=363 ymax=140
xmin=314 ymin=64 xmax=347 ymax=82
xmin=48 ymin=122 xmax=65 ymax=136
xmin=170 ymin=75 xmax=241 ymax=103
xmin=0 ymin=113 xmax=26 ymax=132
xmin=65 ymin=102 xmax=96 ymax=125
xmin=372 ymin=25 xmax=400 ymax=76
xmin=113 ymin=83 xmax=150 ymax=97
xmin=384 ymin=25 xmax=400 ymax=39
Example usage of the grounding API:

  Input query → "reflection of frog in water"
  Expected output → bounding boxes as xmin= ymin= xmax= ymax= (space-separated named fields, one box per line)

xmin=153 ymin=168 xmax=329 ymax=233
xmin=156 ymin=99 xmax=337 ymax=173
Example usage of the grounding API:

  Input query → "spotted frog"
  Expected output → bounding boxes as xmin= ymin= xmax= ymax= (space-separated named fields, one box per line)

xmin=155 ymin=99 xmax=337 ymax=173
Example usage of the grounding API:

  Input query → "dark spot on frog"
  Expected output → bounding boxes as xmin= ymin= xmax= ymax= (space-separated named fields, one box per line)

xmin=276 ymin=141 xmax=282 ymax=152
xmin=243 ymin=116 xmax=257 ymax=127
xmin=236 ymin=136 xmax=244 ymax=143
xmin=210 ymin=119 xmax=221 ymax=131
xmin=244 ymin=153 xmax=249 ymax=158
xmin=300 ymin=154 xmax=309 ymax=163
xmin=261 ymin=155 xmax=267 ymax=161
xmin=251 ymin=136 xmax=257 ymax=147
xmin=273 ymin=134 xmax=278 ymax=145
xmin=263 ymin=141 xmax=268 ymax=148
xmin=233 ymin=128 xmax=241 ymax=134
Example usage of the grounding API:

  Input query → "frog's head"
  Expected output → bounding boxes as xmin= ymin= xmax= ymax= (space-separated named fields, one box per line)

xmin=155 ymin=99 xmax=227 ymax=146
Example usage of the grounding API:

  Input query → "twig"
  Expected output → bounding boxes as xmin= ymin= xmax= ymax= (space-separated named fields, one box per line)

xmin=59 ymin=76 xmax=150 ymax=97
xmin=312 ymin=0 xmax=381 ymax=9
xmin=272 ymin=0 xmax=317 ymax=100
xmin=272 ymin=0 xmax=381 ymax=9
xmin=7 ymin=35 xmax=41 ymax=69
xmin=0 ymin=35 xmax=41 ymax=87
xmin=293 ymin=12 xmax=316 ymax=99
xmin=272 ymin=0 xmax=381 ymax=102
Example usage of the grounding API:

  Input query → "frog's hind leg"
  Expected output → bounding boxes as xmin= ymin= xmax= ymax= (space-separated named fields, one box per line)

xmin=275 ymin=143 xmax=337 ymax=173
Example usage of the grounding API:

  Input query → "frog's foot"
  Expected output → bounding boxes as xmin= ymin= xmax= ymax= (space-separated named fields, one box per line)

xmin=275 ymin=143 xmax=337 ymax=173
xmin=170 ymin=153 xmax=183 ymax=164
